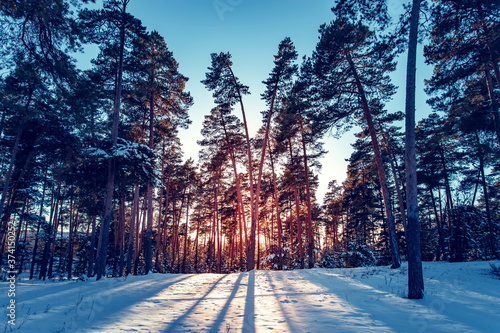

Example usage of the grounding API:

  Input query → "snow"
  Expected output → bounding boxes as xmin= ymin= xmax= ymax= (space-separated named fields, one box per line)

xmin=2 ymin=261 xmax=500 ymax=332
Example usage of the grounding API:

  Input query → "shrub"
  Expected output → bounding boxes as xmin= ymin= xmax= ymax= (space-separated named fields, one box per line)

xmin=320 ymin=243 xmax=377 ymax=268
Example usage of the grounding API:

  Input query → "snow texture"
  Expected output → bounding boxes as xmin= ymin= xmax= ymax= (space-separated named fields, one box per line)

xmin=2 ymin=261 xmax=499 ymax=332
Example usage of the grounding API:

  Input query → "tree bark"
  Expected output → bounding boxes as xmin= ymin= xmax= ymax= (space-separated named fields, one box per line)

xmin=118 ymin=197 xmax=126 ymax=275
xmin=475 ymin=132 xmax=498 ymax=259
xmin=194 ymin=208 xmax=202 ymax=273
xmin=126 ymin=185 xmax=139 ymax=275
xmin=483 ymin=65 xmax=500 ymax=150
xmin=249 ymin=82 xmax=279 ymax=270
xmin=405 ymin=0 xmax=424 ymax=299
xmin=0 ymin=127 xmax=23 ymax=228
xmin=145 ymin=94 xmax=155 ymax=274
xmin=181 ymin=197 xmax=190 ymax=273
xmin=429 ymin=188 xmax=445 ymax=260
xmin=215 ymin=180 xmax=221 ymax=273
xmin=268 ymin=140 xmax=283 ymax=270
xmin=345 ymin=51 xmax=401 ymax=269
xmin=298 ymin=118 xmax=315 ymax=269
xmin=221 ymin=112 xmax=247 ymax=252
xmin=228 ymin=65 xmax=254 ymax=271
xmin=95 ymin=0 xmax=128 ymax=280
xmin=288 ymin=139 xmax=304 ymax=269
xmin=379 ymin=126 xmax=407 ymax=236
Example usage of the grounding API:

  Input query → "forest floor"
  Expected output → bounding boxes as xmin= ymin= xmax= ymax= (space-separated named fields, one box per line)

xmin=2 ymin=260 xmax=500 ymax=332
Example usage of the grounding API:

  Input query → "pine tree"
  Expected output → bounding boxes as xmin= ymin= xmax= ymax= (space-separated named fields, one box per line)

xmin=126 ymin=30 xmax=192 ymax=274
xmin=252 ymin=37 xmax=298 ymax=270
xmin=312 ymin=18 xmax=401 ymax=268
xmin=201 ymin=53 xmax=255 ymax=267
xmin=425 ymin=0 xmax=500 ymax=149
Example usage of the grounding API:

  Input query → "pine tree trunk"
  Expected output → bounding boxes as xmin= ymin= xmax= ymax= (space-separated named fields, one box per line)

xmin=171 ymin=191 xmax=185 ymax=271
xmin=221 ymin=115 xmax=247 ymax=253
xmin=379 ymin=127 xmax=407 ymax=235
xmin=299 ymin=118 xmax=315 ymax=269
xmin=87 ymin=214 xmax=97 ymax=277
xmin=479 ymin=7 xmax=500 ymax=129
xmin=170 ymin=199 xmax=178 ymax=270
xmin=0 ymin=127 xmax=23 ymax=231
xmin=215 ymin=181 xmax=221 ymax=274
xmin=154 ymin=144 xmax=166 ymax=272
xmin=18 ymin=210 xmax=29 ymax=274
xmin=181 ymin=198 xmax=190 ymax=273
xmin=437 ymin=143 xmax=454 ymax=212
xmin=249 ymin=83 xmax=279 ymax=270
xmin=229 ymin=67 xmax=255 ymax=268
xmin=48 ymin=200 xmax=63 ymax=278
xmin=269 ymin=141 xmax=283 ymax=270
xmin=161 ymin=173 xmax=171 ymax=266
xmin=288 ymin=139 xmax=304 ymax=269
xmin=134 ymin=203 xmax=145 ymax=275
xmin=475 ymin=132 xmax=498 ymax=259
xmin=194 ymin=209 xmax=201 ymax=273
xmin=87 ymin=164 xmax=99 ymax=277
xmin=145 ymin=94 xmax=155 ymax=274
xmin=294 ymin=187 xmax=304 ymax=269
xmin=126 ymin=185 xmax=139 ymax=275
xmin=345 ymin=51 xmax=401 ymax=269
xmin=29 ymin=183 xmax=48 ymax=280
xmin=118 ymin=198 xmax=126 ymax=276
xmin=67 ymin=208 xmax=79 ymax=280
xmin=483 ymin=66 xmax=500 ymax=150
xmin=95 ymin=0 xmax=127 ymax=280
xmin=36 ymin=172 xmax=51 ymax=280
xmin=429 ymin=188 xmax=445 ymax=260
xmin=14 ymin=200 xmax=27 ymax=273
xmin=405 ymin=0 xmax=424 ymax=299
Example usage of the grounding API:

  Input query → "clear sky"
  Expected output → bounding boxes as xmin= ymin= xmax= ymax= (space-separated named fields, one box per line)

xmin=81 ymin=0 xmax=433 ymax=202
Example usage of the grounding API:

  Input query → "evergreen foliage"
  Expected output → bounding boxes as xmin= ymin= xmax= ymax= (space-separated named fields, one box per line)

xmin=0 ymin=1 xmax=498 ymax=300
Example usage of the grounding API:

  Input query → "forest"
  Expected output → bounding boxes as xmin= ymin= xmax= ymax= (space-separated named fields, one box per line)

xmin=0 ymin=0 xmax=499 ymax=302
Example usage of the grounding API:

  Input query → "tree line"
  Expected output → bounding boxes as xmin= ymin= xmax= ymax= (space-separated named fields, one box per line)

xmin=0 ymin=0 xmax=498 ymax=300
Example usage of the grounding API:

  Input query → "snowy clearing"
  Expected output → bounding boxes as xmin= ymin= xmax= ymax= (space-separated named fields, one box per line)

xmin=2 ymin=261 xmax=500 ymax=332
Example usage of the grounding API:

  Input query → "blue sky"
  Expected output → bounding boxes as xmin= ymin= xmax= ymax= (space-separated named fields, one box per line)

xmin=81 ymin=0 xmax=433 ymax=202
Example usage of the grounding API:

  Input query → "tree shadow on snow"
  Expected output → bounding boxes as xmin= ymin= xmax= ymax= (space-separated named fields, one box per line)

xmin=162 ymin=274 xmax=227 ymax=332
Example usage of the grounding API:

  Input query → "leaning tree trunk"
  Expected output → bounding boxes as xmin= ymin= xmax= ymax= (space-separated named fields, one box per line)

xmin=345 ymin=51 xmax=401 ymax=269
xmin=227 ymin=66 xmax=255 ymax=272
xmin=221 ymin=114 xmax=247 ymax=252
xmin=405 ymin=0 xmax=424 ymax=299
xmin=249 ymin=82 xmax=279 ymax=270
xmin=379 ymin=125 xmax=407 ymax=236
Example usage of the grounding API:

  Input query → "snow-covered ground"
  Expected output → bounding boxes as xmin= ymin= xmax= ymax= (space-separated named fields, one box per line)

xmin=2 ymin=261 xmax=499 ymax=332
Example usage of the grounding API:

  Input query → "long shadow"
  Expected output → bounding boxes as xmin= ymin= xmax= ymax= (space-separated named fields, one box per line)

xmin=81 ymin=275 xmax=195 ymax=326
xmin=242 ymin=270 xmax=255 ymax=333
xmin=17 ymin=274 xmax=195 ymax=332
xmin=263 ymin=270 xmax=299 ymax=332
xmin=17 ymin=273 xmax=183 ymax=305
xmin=302 ymin=269 xmax=479 ymax=332
xmin=210 ymin=273 xmax=244 ymax=332
xmin=162 ymin=274 xmax=227 ymax=333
